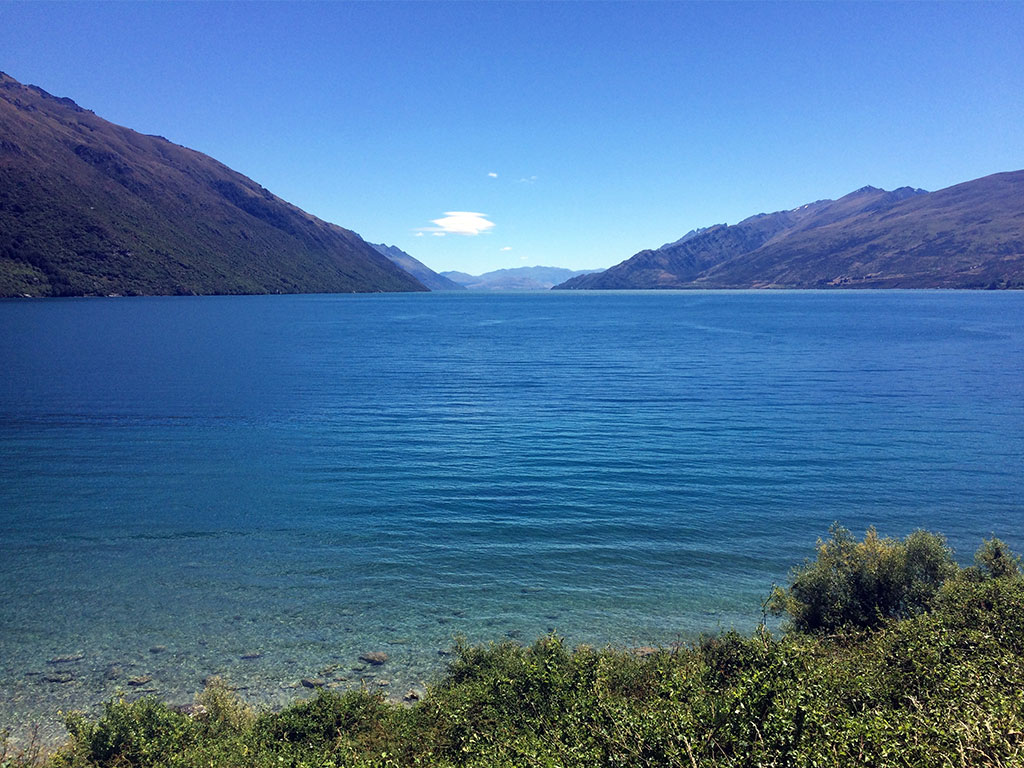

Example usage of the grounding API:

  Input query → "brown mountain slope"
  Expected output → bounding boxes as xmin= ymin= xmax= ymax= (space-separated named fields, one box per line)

xmin=0 ymin=72 xmax=425 ymax=297
xmin=556 ymin=172 xmax=1024 ymax=290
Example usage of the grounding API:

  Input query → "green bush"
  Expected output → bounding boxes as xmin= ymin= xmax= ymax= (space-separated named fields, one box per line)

xmin=59 ymin=697 xmax=193 ymax=768
xmin=974 ymin=537 xmax=1022 ymax=579
xmin=769 ymin=524 xmax=958 ymax=632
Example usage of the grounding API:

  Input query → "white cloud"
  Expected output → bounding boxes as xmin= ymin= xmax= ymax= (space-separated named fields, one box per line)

xmin=518 ymin=175 xmax=538 ymax=184
xmin=415 ymin=232 xmax=424 ymax=237
xmin=419 ymin=211 xmax=495 ymax=236
xmin=500 ymin=246 xmax=512 ymax=251
xmin=432 ymin=232 xmax=446 ymax=237
xmin=488 ymin=172 xmax=498 ymax=178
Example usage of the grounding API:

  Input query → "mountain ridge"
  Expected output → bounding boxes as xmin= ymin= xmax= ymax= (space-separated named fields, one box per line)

xmin=555 ymin=173 xmax=1023 ymax=290
xmin=0 ymin=72 xmax=426 ymax=297
xmin=369 ymin=243 xmax=465 ymax=291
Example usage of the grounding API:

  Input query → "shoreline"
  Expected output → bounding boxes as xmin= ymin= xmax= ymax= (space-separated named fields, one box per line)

xmin=1 ymin=629 xmax=707 ymax=750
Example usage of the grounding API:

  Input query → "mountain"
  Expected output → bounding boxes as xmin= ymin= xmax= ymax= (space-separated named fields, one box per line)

xmin=442 ymin=266 xmax=600 ymax=291
xmin=0 ymin=72 xmax=426 ymax=297
xmin=369 ymin=243 xmax=465 ymax=291
xmin=555 ymin=172 xmax=1024 ymax=290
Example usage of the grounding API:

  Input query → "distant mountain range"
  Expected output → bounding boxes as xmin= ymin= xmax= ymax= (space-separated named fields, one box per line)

xmin=443 ymin=266 xmax=599 ymax=291
xmin=369 ymin=243 xmax=465 ymax=291
xmin=556 ymin=172 xmax=1024 ymax=290
xmin=0 ymin=72 xmax=425 ymax=297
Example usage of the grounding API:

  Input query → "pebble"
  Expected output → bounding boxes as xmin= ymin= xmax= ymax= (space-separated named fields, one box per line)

xmin=377 ymin=680 xmax=390 ymax=687
xmin=240 ymin=652 xmax=262 ymax=660
xmin=301 ymin=677 xmax=326 ymax=689
xmin=359 ymin=652 xmax=388 ymax=666
xmin=149 ymin=646 xmax=167 ymax=654
xmin=127 ymin=675 xmax=153 ymax=686
xmin=403 ymin=689 xmax=421 ymax=702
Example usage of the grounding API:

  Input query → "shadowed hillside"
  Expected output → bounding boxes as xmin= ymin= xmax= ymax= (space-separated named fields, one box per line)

xmin=0 ymin=72 xmax=426 ymax=297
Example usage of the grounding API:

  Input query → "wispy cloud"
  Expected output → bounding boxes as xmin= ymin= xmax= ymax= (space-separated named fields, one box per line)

xmin=518 ymin=175 xmax=538 ymax=184
xmin=419 ymin=211 xmax=495 ymax=236
xmin=500 ymin=246 xmax=512 ymax=251
xmin=487 ymin=172 xmax=498 ymax=178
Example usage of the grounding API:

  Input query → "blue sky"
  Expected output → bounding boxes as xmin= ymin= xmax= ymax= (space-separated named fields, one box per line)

xmin=2 ymin=1 xmax=1022 ymax=274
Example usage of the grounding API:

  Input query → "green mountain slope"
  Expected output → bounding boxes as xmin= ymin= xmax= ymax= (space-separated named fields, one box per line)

xmin=556 ymin=172 xmax=1024 ymax=289
xmin=0 ymin=72 xmax=425 ymax=297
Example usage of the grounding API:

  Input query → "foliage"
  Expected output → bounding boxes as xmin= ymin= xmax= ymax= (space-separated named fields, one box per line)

xmin=974 ymin=537 xmax=1022 ymax=580
xmin=769 ymin=523 xmax=958 ymax=632
xmin=26 ymin=529 xmax=1024 ymax=768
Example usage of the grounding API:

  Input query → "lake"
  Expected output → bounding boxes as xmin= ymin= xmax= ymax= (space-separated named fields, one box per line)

xmin=1 ymin=290 xmax=1022 ymax=743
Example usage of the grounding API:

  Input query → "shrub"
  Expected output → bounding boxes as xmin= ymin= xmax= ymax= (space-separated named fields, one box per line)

xmin=60 ymin=697 xmax=193 ymax=768
xmin=770 ymin=524 xmax=958 ymax=633
xmin=974 ymin=537 xmax=1022 ymax=579
xmin=252 ymin=688 xmax=391 ymax=753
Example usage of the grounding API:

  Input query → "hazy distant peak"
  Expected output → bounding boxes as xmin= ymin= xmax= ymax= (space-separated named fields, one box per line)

xmin=369 ymin=243 xmax=465 ymax=291
xmin=441 ymin=265 xmax=601 ymax=290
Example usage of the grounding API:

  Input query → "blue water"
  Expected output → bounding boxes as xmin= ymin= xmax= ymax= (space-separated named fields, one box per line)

xmin=1 ymin=291 xmax=1023 ymax=742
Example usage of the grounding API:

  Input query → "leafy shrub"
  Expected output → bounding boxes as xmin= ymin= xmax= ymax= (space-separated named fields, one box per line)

xmin=59 ymin=697 xmax=193 ymax=768
xmin=194 ymin=676 xmax=254 ymax=736
xmin=253 ymin=688 xmax=391 ymax=753
xmin=769 ymin=524 xmax=958 ymax=632
xmin=974 ymin=537 xmax=1022 ymax=579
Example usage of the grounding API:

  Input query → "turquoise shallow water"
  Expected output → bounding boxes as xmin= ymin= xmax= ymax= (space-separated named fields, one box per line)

xmin=1 ymin=290 xmax=1023 ymax=743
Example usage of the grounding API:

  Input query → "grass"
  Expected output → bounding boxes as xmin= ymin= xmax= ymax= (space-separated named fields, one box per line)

xmin=4 ymin=529 xmax=1024 ymax=768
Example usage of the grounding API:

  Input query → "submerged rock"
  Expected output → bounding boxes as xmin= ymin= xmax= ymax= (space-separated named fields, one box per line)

xmin=47 ymin=653 xmax=84 ymax=664
xmin=174 ymin=703 xmax=208 ymax=718
xmin=301 ymin=677 xmax=327 ymax=689
xmin=44 ymin=671 xmax=73 ymax=684
xmin=127 ymin=675 xmax=152 ymax=686
xmin=359 ymin=652 xmax=388 ymax=665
